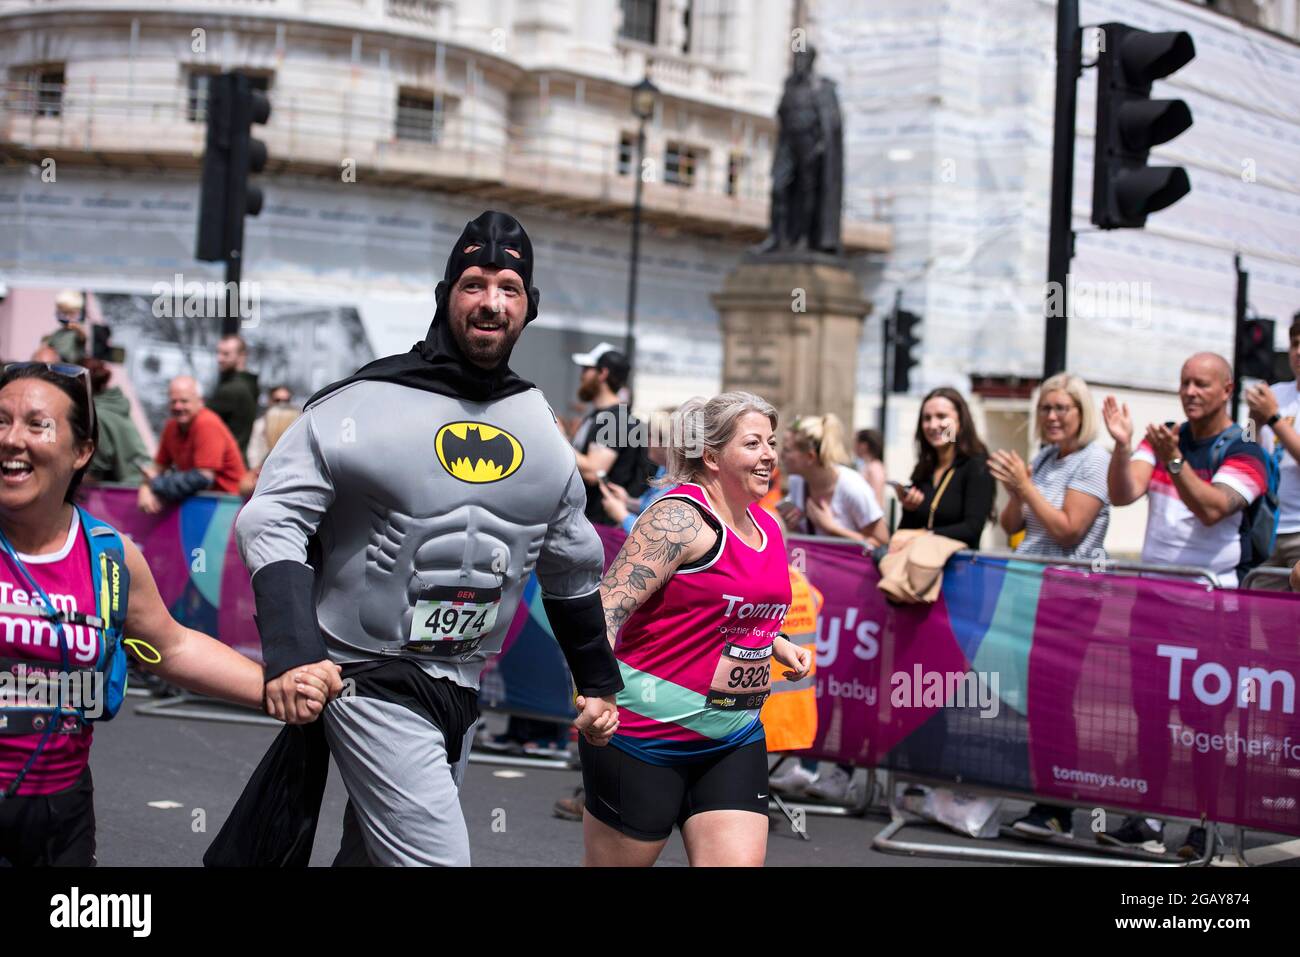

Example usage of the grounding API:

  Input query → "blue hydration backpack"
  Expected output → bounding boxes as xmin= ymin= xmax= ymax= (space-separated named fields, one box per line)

xmin=1205 ymin=423 xmax=1282 ymax=577
xmin=81 ymin=508 xmax=131 ymax=720
xmin=0 ymin=507 xmax=131 ymax=797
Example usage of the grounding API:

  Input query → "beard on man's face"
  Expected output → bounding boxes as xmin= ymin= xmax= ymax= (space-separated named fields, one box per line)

xmin=577 ymin=376 xmax=600 ymax=402
xmin=451 ymin=306 xmax=523 ymax=367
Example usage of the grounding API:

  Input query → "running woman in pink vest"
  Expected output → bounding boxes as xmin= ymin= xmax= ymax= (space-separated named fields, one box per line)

xmin=0 ymin=363 xmax=340 ymax=866
xmin=581 ymin=392 xmax=811 ymax=866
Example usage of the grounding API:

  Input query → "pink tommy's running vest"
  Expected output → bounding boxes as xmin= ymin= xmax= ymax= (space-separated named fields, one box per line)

xmin=612 ymin=483 xmax=793 ymax=765
xmin=0 ymin=511 xmax=100 ymax=795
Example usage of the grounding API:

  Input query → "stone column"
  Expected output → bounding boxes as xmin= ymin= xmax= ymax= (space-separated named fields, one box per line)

xmin=711 ymin=255 xmax=871 ymax=434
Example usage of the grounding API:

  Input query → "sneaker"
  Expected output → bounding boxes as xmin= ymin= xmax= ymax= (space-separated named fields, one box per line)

xmin=476 ymin=732 xmax=522 ymax=755
xmin=1010 ymin=806 xmax=1069 ymax=839
xmin=1097 ymin=817 xmax=1166 ymax=854
xmin=552 ymin=788 xmax=584 ymax=821
xmin=805 ymin=766 xmax=852 ymax=802
xmin=1177 ymin=826 xmax=1207 ymax=861
xmin=521 ymin=740 xmax=569 ymax=760
xmin=769 ymin=763 xmax=817 ymax=796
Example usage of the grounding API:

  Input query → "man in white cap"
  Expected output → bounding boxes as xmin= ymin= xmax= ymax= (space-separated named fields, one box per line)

xmin=569 ymin=342 xmax=652 ymax=527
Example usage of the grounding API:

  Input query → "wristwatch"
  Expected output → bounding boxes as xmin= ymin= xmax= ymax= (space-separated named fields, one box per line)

xmin=1267 ymin=413 xmax=1282 ymax=428
xmin=1168 ymin=457 xmax=1185 ymax=476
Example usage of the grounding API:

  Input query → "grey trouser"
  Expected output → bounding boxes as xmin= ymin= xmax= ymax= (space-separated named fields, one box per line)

xmin=1250 ymin=530 xmax=1300 ymax=591
xmin=324 ymin=695 xmax=480 ymax=866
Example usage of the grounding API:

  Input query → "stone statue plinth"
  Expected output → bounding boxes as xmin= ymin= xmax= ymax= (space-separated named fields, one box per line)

xmin=711 ymin=256 xmax=871 ymax=432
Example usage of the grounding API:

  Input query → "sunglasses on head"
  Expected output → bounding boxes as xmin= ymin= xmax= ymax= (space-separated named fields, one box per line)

xmin=2 ymin=361 xmax=96 ymax=438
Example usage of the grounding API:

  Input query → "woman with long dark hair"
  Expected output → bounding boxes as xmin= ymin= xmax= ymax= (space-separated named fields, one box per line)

xmin=896 ymin=387 xmax=994 ymax=549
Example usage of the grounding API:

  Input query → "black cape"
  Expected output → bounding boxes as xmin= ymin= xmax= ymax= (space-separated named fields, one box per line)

xmin=202 ymin=722 xmax=329 ymax=868
xmin=306 ymin=314 xmax=534 ymax=408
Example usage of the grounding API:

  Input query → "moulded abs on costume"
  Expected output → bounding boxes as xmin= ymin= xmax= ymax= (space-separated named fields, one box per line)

xmin=236 ymin=378 xmax=604 ymax=691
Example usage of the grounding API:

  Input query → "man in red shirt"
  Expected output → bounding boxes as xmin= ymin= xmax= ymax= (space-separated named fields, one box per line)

xmin=139 ymin=375 xmax=246 ymax=513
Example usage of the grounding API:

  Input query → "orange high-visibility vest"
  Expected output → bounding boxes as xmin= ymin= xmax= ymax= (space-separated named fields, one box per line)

xmin=762 ymin=564 xmax=821 ymax=752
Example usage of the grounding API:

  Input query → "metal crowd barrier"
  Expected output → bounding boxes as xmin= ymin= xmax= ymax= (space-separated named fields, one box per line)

xmin=965 ymin=548 xmax=1221 ymax=588
xmin=865 ymin=549 xmax=1278 ymax=867
xmin=778 ymin=533 xmax=885 ymax=821
xmin=1241 ymin=565 xmax=1294 ymax=590
xmin=785 ymin=536 xmax=1258 ymax=864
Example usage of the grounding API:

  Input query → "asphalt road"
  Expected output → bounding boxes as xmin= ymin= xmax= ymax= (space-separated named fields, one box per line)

xmin=85 ymin=695 xmax=1295 ymax=868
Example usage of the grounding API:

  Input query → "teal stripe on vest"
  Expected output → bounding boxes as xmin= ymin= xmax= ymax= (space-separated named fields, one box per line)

xmin=615 ymin=661 xmax=757 ymax=740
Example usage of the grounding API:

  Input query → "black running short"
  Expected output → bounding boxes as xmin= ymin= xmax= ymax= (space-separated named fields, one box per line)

xmin=0 ymin=765 xmax=96 ymax=867
xmin=579 ymin=736 xmax=769 ymax=842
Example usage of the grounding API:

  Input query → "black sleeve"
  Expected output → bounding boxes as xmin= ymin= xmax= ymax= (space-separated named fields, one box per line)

xmin=929 ymin=457 xmax=994 ymax=549
xmin=896 ymin=479 xmax=931 ymax=532
xmin=251 ymin=560 xmax=330 ymax=680
xmin=541 ymin=590 xmax=624 ymax=698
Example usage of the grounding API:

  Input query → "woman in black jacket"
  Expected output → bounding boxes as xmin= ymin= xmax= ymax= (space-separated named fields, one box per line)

xmin=897 ymin=387 xmax=994 ymax=549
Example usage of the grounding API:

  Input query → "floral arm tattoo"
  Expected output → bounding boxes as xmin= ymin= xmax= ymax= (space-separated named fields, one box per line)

xmin=599 ymin=499 xmax=707 ymax=647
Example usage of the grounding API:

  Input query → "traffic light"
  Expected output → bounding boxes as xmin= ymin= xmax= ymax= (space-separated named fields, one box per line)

xmin=196 ymin=73 xmax=271 ymax=263
xmin=892 ymin=309 xmax=921 ymax=394
xmin=1238 ymin=318 xmax=1275 ymax=381
xmin=1091 ymin=23 xmax=1195 ymax=230
xmin=90 ymin=323 xmax=125 ymax=364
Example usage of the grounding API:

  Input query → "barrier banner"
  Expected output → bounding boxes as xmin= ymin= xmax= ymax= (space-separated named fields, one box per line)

xmin=82 ymin=488 xmax=1300 ymax=833
xmin=797 ymin=541 xmax=1300 ymax=836
xmin=80 ymin=486 xmax=259 ymax=660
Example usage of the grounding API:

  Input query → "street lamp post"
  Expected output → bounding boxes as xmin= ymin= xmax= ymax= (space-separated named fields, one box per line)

xmin=625 ymin=77 xmax=659 ymax=381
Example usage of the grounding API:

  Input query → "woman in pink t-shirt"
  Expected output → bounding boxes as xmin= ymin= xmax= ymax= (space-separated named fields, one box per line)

xmin=582 ymin=392 xmax=812 ymax=867
xmin=0 ymin=363 xmax=340 ymax=866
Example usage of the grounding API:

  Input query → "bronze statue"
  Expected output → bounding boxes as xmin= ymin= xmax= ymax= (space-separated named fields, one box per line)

xmin=755 ymin=46 xmax=843 ymax=256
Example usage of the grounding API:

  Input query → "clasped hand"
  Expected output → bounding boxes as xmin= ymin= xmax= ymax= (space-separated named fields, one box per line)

xmin=264 ymin=659 xmax=345 ymax=724
xmin=574 ymin=694 xmax=619 ymax=747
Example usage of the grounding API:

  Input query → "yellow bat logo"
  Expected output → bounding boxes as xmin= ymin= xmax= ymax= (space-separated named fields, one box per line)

xmin=436 ymin=422 xmax=524 ymax=483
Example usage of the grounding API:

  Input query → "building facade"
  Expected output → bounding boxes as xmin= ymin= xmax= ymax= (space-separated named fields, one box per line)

xmin=3 ymin=0 xmax=1297 ymax=558
xmin=812 ymin=0 xmax=1300 ymax=554
xmin=0 ymin=0 xmax=887 ymax=428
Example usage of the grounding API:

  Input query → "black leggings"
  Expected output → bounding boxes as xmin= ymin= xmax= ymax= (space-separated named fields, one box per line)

xmin=579 ymin=737 xmax=769 ymax=842
xmin=0 ymin=766 xmax=96 ymax=866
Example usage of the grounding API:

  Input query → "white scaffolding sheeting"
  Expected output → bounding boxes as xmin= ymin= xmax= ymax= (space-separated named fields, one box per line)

xmin=814 ymin=0 xmax=1300 ymax=394
xmin=0 ymin=167 xmax=729 ymax=407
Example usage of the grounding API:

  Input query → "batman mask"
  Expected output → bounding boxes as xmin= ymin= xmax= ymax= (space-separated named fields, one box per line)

xmin=307 ymin=210 xmax=538 ymax=407
xmin=434 ymin=210 xmax=541 ymax=324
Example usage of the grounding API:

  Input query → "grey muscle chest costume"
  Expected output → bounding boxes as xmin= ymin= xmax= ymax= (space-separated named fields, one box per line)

xmin=237 ymin=380 xmax=601 ymax=686
xmin=222 ymin=211 xmax=621 ymax=867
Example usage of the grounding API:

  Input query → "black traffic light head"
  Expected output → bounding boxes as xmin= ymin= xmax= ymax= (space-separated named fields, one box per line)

xmin=1239 ymin=317 xmax=1276 ymax=382
xmin=1091 ymin=23 xmax=1195 ymax=230
xmin=195 ymin=73 xmax=272 ymax=263
xmin=232 ymin=78 xmax=271 ymax=222
xmin=195 ymin=74 xmax=233 ymax=262
xmin=892 ymin=309 xmax=921 ymax=394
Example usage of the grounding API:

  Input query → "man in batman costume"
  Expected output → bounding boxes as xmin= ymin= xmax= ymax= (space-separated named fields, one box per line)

xmin=209 ymin=211 xmax=622 ymax=867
